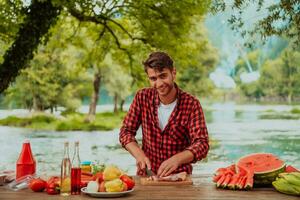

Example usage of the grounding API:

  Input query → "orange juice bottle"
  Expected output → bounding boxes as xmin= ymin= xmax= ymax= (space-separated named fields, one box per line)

xmin=16 ymin=140 xmax=36 ymax=179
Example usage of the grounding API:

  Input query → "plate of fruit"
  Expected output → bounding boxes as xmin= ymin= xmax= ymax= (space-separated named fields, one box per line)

xmin=82 ymin=165 xmax=135 ymax=198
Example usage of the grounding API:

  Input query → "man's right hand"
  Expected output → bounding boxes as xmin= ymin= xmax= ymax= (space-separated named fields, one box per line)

xmin=125 ymin=142 xmax=152 ymax=176
xmin=136 ymin=156 xmax=151 ymax=176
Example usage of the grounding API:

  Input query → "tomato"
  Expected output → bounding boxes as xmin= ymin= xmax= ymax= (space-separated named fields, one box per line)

xmin=120 ymin=174 xmax=135 ymax=190
xmin=46 ymin=176 xmax=60 ymax=195
xmin=98 ymin=181 xmax=106 ymax=192
xmin=29 ymin=178 xmax=47 ymax=192
xmin=93 ymin=172 xmax=104 ymax=183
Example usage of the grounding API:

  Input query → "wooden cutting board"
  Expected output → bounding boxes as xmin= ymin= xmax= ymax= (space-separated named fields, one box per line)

xmin=140 ymin=176 xmax=193 ymax=186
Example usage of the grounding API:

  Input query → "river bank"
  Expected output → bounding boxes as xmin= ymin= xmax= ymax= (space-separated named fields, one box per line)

xmin=0 ymin=103 xmax=299 ymax=175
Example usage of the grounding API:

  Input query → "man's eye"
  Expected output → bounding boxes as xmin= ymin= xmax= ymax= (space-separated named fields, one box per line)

xmin=160 ymin=74 xmax=167 ymax=79
xmin=149 ymin=77 xmax=157 ymax=81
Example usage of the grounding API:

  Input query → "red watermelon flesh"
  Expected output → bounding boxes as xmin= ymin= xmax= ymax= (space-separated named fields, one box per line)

xmin=221 ymin=174 xmax=232 ymax=188
xmin=285 ymin=165 xmax=299 ymax=173
xmin=237 ymin=153 xmax=285 ymax=174
xmin=216 ymin=174 xmax=226 ymax=188
xmin=227 ymin=174 xmax=239 ymax=189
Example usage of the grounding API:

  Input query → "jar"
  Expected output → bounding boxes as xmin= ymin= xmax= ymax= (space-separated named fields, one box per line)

xmin=80 ymin=161 xmax=92 ymax=173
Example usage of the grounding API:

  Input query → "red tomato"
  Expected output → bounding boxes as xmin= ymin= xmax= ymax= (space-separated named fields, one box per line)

xmin=29 ymin=178 xmax=47 ymax=192
xmin=120 ymin=175 xmax=135 ymax=190
xmin=93 ymin=172 xmax=104 ymax=183
xmin=98 ymin=181 xmax=106 ymax=192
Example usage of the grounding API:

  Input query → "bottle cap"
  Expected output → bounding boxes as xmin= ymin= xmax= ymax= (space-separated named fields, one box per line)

xmin=23 ymin=139 xmax=30 ymax=143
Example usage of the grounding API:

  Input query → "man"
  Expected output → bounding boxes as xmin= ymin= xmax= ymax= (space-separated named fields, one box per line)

xmin=119 ymin=52 xmax=209 ymax=177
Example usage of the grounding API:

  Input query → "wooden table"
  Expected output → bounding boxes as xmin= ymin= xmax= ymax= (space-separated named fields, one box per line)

xmin=0 ymin=175 xmax=298 ymax=200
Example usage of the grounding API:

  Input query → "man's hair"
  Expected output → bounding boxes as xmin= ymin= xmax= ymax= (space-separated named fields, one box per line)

xmin=143 ymin=51 xmax=174 ymax=72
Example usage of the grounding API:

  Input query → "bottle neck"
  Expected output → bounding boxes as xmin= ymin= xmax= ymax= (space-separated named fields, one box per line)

xmin=72 ymin=144 xmax=81 ymax=168
xmin=18 ymin=142 xmax=35 ymax=163
xmin=63 ymin=144 xmax=70 ymax=159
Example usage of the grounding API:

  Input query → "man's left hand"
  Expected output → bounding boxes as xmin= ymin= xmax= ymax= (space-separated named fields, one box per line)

xmin=157 ymin=156 xmax=180 ymax=178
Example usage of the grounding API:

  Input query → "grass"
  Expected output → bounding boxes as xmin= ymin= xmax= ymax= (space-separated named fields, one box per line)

xmin=259 ymin=113 xmax=300 ymax=120
xmin=291 ymin=108 xmax=300 ymax=114
xmin=0 ymin=112 xmax=127 ymax=131
xmin=258 ymin=107 xmax=300 ymax=120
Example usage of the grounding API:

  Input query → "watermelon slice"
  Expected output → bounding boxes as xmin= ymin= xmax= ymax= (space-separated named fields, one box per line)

xmin=236 ymin=153 xmax=285 ymax=186
xmin=227 ymin=174 xmax=240 ymax=189
xmin=285 ymin=165 xmax=300 ymax=173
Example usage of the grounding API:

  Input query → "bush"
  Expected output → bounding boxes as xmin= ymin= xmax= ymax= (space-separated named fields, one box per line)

xmin=291 ymin=108 xmax=300 ymax=114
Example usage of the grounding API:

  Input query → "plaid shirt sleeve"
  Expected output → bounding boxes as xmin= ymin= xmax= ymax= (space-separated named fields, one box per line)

xmin=185 ymin=100 xmax=209 ymax=163
xmin=119 ymin=91 xmax=142 ymax=148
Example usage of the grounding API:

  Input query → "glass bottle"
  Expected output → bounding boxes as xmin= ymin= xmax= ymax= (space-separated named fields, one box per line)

xmin=71 ymin=141 xmax=81 ymax=195
xmin=60 ymin=142 xmax=71 ymax=196
xmin=16 ymin=140 xmax=36 ymax=180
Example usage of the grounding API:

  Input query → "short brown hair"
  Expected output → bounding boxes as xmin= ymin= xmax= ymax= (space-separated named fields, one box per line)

xmin=143 ymin=51 xmax=173 ymax=72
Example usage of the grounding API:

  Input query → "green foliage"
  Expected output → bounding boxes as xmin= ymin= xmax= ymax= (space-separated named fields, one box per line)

xmin=291 ymin=108 xmax=300 ymax=114
xmin=238 ymin=81 xmax=264 ymax=100
xmin=176 ymin=23 xmax=219 ymax=97
xmin=0 ymin=0 xmax=61 ymax=92
xmin=0 ymin=111 xmax=126 ymax=131
xmin=103 ymin=54 xmax=133 ymax=106
xmin=259 ymin=113 xmax=300 ymax=120
xmin=236 ymin=44 xmax=300 ymax=102
xmin=53 ymin=112 xmax=126 ymax=131
xmin=211 ymin=0 xmax=300 ymax=47
xmin=259 ymin=47 xmax=300 ymax=102
xmin=0 ymin=0 xmax=24 ymax=42
xmin=0 ymin=114 xmax=57 ymax=128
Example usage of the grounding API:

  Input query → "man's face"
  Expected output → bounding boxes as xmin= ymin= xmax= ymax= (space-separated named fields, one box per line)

xmin=146 ymin=67 xmax=176 ymax=97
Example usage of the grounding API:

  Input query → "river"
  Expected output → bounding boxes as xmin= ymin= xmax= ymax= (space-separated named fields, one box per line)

xmin=0 ymin=103 xmax=299 ymax=176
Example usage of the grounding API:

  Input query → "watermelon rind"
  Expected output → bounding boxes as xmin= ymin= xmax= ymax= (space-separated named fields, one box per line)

xmin=236 ymin=153 xmax=286 ymax=186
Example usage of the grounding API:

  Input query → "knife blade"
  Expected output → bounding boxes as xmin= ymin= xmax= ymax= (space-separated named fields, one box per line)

xmin=146 ymin=167 xmax=154 ymax=176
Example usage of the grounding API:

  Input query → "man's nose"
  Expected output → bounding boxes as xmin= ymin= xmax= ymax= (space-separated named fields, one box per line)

xmin=156 ymin=78 xmax=164 ymax=88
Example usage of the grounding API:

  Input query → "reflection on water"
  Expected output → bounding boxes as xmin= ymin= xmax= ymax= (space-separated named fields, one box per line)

xmin=0 ymin=103 xmax=299 ymax=175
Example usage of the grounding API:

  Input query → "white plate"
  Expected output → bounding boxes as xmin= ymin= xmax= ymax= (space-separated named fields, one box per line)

xmin=81 ymin=187 xmax=134 ymax=198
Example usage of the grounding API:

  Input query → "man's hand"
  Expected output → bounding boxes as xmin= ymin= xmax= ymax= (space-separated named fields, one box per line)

xmin=125 ymin=142 xmax=152 ymax=176
xmin=136 ymin=156 xmax=151 ymax=176
xmin=157 ymin=156 xmax=180 ymax=178
xmin=157 ymin=150 xmax=194 ymax=177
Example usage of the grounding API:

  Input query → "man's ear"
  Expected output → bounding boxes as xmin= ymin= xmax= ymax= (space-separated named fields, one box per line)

xmin=172 ymin=68 xmax=176 ymax=79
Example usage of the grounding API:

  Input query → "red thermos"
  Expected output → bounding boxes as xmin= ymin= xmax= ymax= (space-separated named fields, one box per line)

xmin=16 ymin=140 xmax=36 ymax=179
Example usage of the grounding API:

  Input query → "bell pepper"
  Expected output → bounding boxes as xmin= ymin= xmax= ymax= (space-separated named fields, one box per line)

xmin=46 ymin=176 xmax=60 ymax=195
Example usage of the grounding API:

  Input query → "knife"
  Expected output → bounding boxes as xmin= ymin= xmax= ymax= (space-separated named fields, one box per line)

xmin=146 ymin=167 xmax=155 ymax=176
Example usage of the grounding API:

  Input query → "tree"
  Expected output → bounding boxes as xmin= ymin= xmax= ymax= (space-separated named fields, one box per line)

xmin=211 ymin=0 xmax=300 ymax=47
xmin=103 ymin=54 xmax=132 ymax=113
xmin=3 ymin=17 xmax=91 ymax=112
xmin=4 ymin=45 xmax=89 ymax=112
xmin=279 ymin=49 xmax=300 ymax=103
xmin=0 ymin=0 xmax=210 ymax=93
xmin=0 ymin=0 xmax=61 ymax=92
xmin=176 ymin=23 xmax=219 ymax=97
xmin=259 ymin=47 xmax=300 ymax=102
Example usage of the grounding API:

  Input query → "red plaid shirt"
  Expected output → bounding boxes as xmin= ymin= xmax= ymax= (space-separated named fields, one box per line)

xmin=119 ymin=85 xmax=209 ymax=174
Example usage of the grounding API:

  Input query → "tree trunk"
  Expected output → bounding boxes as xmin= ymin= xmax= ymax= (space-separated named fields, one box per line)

xmin=114 ymin=94 xmax=118 ymax=113
xmin=33 ymin=96 xmax=43 ymax=112
xmin=119 ymin=99 xmax=125 ymax=112
xmin=85 ymin=72 xmax=101 ymax=122
xmin=0 ymin=0 xmax=61 ymax=93
xmin=287 ymin=92 xmax=292 ymax=104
